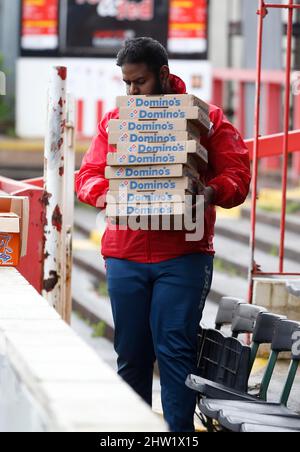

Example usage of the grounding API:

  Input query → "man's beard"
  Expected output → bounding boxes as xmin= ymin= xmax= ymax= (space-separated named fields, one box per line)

xmin=154 ymin=74 xmax=164 ymax=95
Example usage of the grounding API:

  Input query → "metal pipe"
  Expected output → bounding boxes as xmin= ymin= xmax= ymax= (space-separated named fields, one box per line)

xmin=43 ymin=66 xmax=67 ymax=313
xmin=61 ymin=93 xmax=75 ymax=324
xmin=253 ymin=272 xmax=300 ymax=276
xmin=263 ymin=2 xmax=300 ymax=8
xmin=248 ymin=0 xmax=266 ymax=303
xmin=279 ymin=0 xmax=294 ymax=273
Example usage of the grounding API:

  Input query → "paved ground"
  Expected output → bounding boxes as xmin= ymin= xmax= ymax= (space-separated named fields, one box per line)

xmin=71 ymin=312 xmax=213 ymax=431
xmin=71 ymin=314 xmax=164 ymax=423
xmin=71 ymin=310 xmax=300 ymax=434
xmin=71 ymin=202 xmax=300 ymax=430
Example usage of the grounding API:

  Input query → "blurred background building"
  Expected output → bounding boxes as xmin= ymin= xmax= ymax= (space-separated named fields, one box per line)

xmin=0 ymin=0 xmax=300 ymax=140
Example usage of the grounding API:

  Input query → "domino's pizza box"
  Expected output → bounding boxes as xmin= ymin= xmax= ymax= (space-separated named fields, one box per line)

xmin=108 ymin=176 xmax=203 ymax=193
xmin=118 ymin=106 xmax=210 ymax=134
xmin=105 ymin=200 xmax=202 ymax=232
xmin=116 ymin=94 xmax=209 ymax=116
xmin=108 ymin=119 xmax=200 ymax=138
xmin=107 ymin=189 xmax=194 ymax=205
xmin=115 ymin=140 xmax=205 ymax=156
xmin=106 ymin=202 xmax=187 ymax=217
xmin=106 ymin=202 xmax=187 ymax=231
xmin=107 ymin=143 xmax=208 ymax=172
xmin=108 ymin=130 xmax=199 ymax=146
xmin=105 ymin=163 xmax=199 ymax=180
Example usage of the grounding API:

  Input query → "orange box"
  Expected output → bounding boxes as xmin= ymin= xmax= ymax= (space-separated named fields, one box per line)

xmin=0 ymin=213 xmax=21 ymax=266
xmin=0 ymin=196 xmax=29 ymax=267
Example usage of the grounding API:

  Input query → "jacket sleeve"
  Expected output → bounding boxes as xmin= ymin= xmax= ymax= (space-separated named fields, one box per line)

xmin=206 ymin=107 xmax=251 ymax=209
xmin=75 ymin=114 xmax=111 ymax=209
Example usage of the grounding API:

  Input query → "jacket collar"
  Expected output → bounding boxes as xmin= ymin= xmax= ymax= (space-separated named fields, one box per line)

xmin=169 ymin=74 xmax=187 ymax=94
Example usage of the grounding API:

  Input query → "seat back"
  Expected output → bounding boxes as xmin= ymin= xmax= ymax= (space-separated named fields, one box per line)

xmin=259 ymin=319 xmax=300 ymax=400
xmin=215 ymin=297 xmax=245 ymax=330
xmin=197 ymin=329 xmax=226 ymax=381
xmin=197 ymin=297 xmax=245 ymax=362
xmin=271 ymin=320 xmax=300 ymax=352
xmin=280 ymin=325 xmax=300 ymax=406
xmin=198 ymin=300 xmax=258 ymax=386
xmin=198 ymin=331 xmax=251 ymax=391
xmin=248 ymin=312 xmax=286 ymax=375
xmin=215 ymin=337 xmax=251 ymax=392
xmin=231 ymin=304 xmax=267 ymax=337
xmin=252 ymin=312 xmax=287 ymax=344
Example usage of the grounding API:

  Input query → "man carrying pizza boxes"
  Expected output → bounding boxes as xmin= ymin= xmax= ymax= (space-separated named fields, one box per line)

xmin=76 ymin=37 xmax=251 ymax=432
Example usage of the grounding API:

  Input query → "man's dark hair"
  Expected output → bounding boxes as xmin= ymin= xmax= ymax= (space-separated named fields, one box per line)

xmin=116 ymin=37 xmax=169 ymax=74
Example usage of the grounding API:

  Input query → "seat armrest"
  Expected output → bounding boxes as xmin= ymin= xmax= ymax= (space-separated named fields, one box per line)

xmin=186 ymin=374 xmax=257 ymax=401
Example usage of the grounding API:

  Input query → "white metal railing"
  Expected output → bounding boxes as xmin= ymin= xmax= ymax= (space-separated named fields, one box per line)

xmin=0 ymin=268 xmax=167 ymax=432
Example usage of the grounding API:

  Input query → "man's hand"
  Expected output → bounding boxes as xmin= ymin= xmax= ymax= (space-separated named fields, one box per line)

xmin=190 ymin=185 xmax=215 ymax=223
xmin=202 ymin=186 xmax=215 ymax=210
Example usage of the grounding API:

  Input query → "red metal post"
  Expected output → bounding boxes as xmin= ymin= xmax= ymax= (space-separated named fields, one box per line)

xmin=237 ymin=81 xmax=246 ymax=138
xmin=96 ymin=100 xmax=103 ymax=130
xmin=262 ymin=82 xmax=282 ymax=170
xmin=245 ymin=130 xmax=300 ymax=158
xmin=76 ymin=99 xmax=84 ymax=136
xmin=212 ymin=78 xmax=224 ymax=107
xmin=292 ymin=81 xmax=300 ymax=179
xmin=279 ymin=0 xmax=294 ymax=273
xmin=248 ymin=0 xmax=266 ymax=304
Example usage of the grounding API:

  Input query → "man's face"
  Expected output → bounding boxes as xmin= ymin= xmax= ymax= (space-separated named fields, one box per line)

xmin=121 ymin=63 xmax=163 ymax=96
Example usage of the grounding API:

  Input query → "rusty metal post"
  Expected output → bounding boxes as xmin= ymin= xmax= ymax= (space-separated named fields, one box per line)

xmin=212 ymin=78 xmax=224 ymax=106
xmin=247 ymin=0 xmax=266 ymax=304
xmin=279 ymin=0 xmax=294 ymax=273
xmin=292 ymin=85 xmax=300 ymax=179
xmin=263 ymin=82 xmax=282 ymax=170
xmin=61 ymin=93 xmax=75 ymax=324
xmin=292 ymin=0 xmax=300 ymax=179
xmin=43 ymin=66 xmax=67 ymax=315
xmin=237 ymin=81 xmax=246 ymax=138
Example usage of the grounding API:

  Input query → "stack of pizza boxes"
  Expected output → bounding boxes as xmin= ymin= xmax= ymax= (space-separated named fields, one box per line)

xmin=105 ymin=94 xmax=210 ymax=229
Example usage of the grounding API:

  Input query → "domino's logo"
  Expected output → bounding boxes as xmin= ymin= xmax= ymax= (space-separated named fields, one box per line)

xmin=120 ymin=133 xmax=129 ymax=142
xmin=116 ymin=168 xmax=125 ymax=177
xmin=129 ymin=109 xmax=138 ymax=118
xmin=118 ymin=155 xmax=127 ymax=163
xmin=127 ymin=97 xmax=135 ymax=106
xmin=120 ymin=180 xmax=129 ymax=188
xmin=120 ymin=121 xmax=127 ymax=130
xmin=128 ymin=144 xmax=137 ymax=153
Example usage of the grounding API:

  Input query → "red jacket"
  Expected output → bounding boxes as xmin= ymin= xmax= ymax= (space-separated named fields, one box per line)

xmin=76 ymin=75 xmax=251 ymax=263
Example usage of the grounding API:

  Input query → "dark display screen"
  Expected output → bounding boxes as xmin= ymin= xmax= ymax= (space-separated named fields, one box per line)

xmin=63 ymin=0 xmax=169 ymax=56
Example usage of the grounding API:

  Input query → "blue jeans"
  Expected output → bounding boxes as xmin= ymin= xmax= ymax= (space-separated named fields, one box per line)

xmin=105 ymin=253 xmax=214 ymax=432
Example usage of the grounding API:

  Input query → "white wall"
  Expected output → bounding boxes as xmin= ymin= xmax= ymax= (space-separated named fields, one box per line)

xmin=0 ymin=0 xmax=19 ymax=99
xmin=16 ymin=57 xmax=211 ymax=139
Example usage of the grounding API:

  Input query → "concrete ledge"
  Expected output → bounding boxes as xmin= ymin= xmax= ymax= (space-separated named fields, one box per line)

xmin=0 ymin=268 xmax=167 ymax=432
xmin=253 ymin=277 xmax=300 ymax=321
